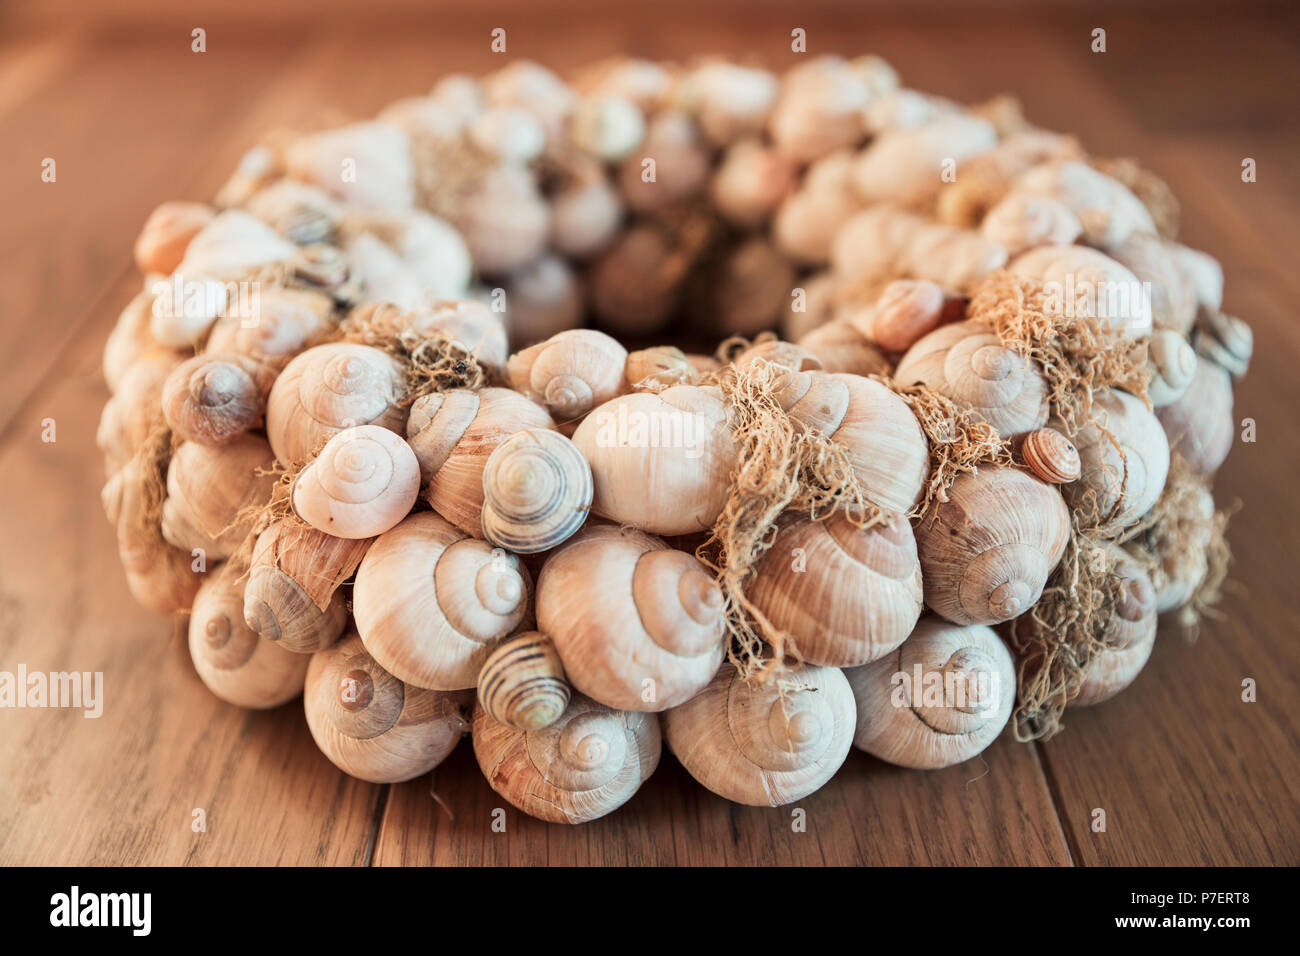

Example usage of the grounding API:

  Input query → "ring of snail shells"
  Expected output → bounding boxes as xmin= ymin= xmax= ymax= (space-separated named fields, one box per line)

xmin=1020 ymin=427 xmax=1081 ymax=484
xmin=266 ymin=343 xmax=408 ymax=465
xmin=536 ymin=525 xmax=727 ymax=712
xmin=1060 ymin=387 xmax=1170 ymax=529
xmin=914 ymin=466 xmax=1070 ymax=626
xmin=1146 ymin=328 xmax=1199 ymax=407
xmin=571 ymin=385 xmax=737 ymax=536
xmin=894 ymin=320 xmax=1051 ymax=441
xmin=305 ymin=633 xmax=470 ymax=783
xmin=472 ymin=692 xmax=661 ymax=824
xmin=161 ymin=352 xmax=267 ymax=446
xmin=844 ymin=616 xmax=1016 ymax=770
xmin=506 ymin=329 xmax=628 ymax=421
xmin=1156 ymin=360 xmax=1233 ymax=477
xmin=480 ymin=428 xmax=592 ymax=553
xmin=746 ymin=511 xmax=924 ymax=667
xmin=477 ymin=632 xmax=570 ymax=731
xmin=662 ymin=663 xmax=856 ymax=807
xmin=405 ymin=387 xmax=556 ymax=537
xmin=189 ymin=571 xmax=308 ymax=709
xmin=352 ymin=512 xmax=532 ymax=690
xmin=291 ymin=425 xmax=421 ymax=539
xmin=1071 ymin=549 xmax=1158 ymax=706
xmin=161 ymin=434 xmax=278 ymax=559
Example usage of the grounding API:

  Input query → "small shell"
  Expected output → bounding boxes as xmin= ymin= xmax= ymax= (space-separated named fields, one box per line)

xmin=455 ymin=164 xmax=551 ymax=276
xmin=617 ymin=111 xmax=710 ymax=214
xmin=477 ymin=632 xmax=570 ymax=731
xmin=103 ymin=290 xmax=166 ymax=395
xmin=768 ymin=56 xmax=870 ymax=163
xmin=291 ymin=425 xmax=422 ymax=539
xmin=501 ymin=255 xmax=584 ymax=347
xmin=860 ymin=278 xmax=947 ymax=353
xmin=678 ymin=62 xmax=777 ymax=146
xmin=244 ymin=180 xmax=344 ymax=245
xmin=469 ymin=106 xmax=547 ymax=163
xmin=663 ymin=663 xmax=856 ymax=806
xmin=1071 ymin=549 xmax=1157 ymax=706
xmin=305 ymin=633 xmax=470 ymax=783
xmin=1009 ymin=159 xmax=1155 ymax=250
xmin=1061 ymin=388 xmax=1170 ymax=529
xmin=135 ymin=201 xmax=215 ymax=274
xmin=570 ymin=94 xmax=645 ymax=161
xmin=403 ymin=299 xmax=508 ymax=379
xmin=1146 ymin=329 xmax=1199 ymax=407
xmin=844 ymin=617 xmax=1016 ymax=769
xmin=481 ymin=428 xmax=592 ymax=553
xmin=472 ymin=692 xmax=660 ymax=824
xmin=796 ymin=321 xmax=889 ymax=376
xmin=732 ymin=340 xmax=823 ymax=374
xmin=1021 ymin=428 xmax=1081 ymax=484
xmin=507 ymin=329 xmax=628 ymax=421
xmin=175 ymin=208 xmax=299 ymax=280
xmin=97 ymin=347 xmax=183 ymax=472
xmin=551 ymin=175 xmax=624 ymax=259
xmin=204 ymin=287 xmax=335 ymax=373
xmin=161 ymin=353 xmax=267 ymax=445
xmin=709 ymin=138 xmax=797 ymax=228
xmin=851 ymin=115 xmax=997 ymax=206
xmin=161 ymin=435 xmax=277 ymax=559
xmin=979 ymin=194 xmax=1083 ymax=258
xmin=1194 ymin=309 xmax=1252 ymax=380
xmin=1156 ymin=360 xmax=1234 ymax=476
xmin=773 ymin=150 xmax=861 ymax=266
xmin=625 ymin=346 xmax=698 ymax=391
xmin=831 ymin=205 xmax=1008 ymax=292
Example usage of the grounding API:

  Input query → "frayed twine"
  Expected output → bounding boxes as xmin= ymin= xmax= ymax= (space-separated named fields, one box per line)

xmin=335 ymin=302 xmax=488 ymax=403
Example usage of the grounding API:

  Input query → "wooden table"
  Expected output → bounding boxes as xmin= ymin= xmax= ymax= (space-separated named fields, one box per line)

xmin=1 ymin=7 xmax=1297 ymax=866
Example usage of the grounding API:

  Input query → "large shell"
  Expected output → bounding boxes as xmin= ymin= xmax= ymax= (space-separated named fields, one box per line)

xmin=161 ymin=435 xmax=278 ymax=559
xmin=914 ymin=466 xmax=1070 ymax=626
xmin=571 ymin=385 xmax=737 ymax=536
xmin=402 ymin=299 xmax=508 ymax=379
xmin=189 ymin=571 xmax=308 ymax=709
xmin=1009 ymin=159 xmax=1155 ymax=250
xmin=894 ymin=320 xmax=1051 ymax=440
xmin=1007 ymin=244 xmax=1152 ymax=337
xmin=844 ymin=616 xmax=1016 ymax=769
xmin=204 ymin=287 xmax=335 ymax=373
xmin=174 ymin=208 xmax=299 ymax=280
xmin=768 ymin=56 xmax=870 ymax=163
xmin=472 ymin=693 xmax=660 ymax=824
xmin=1071 ymin=548 xmax=1158 ymax=706
xmin=850 ymin=114 xmax=997 ymax=206
xmin=477 ymin=632 xmax=570 ymax=731
xmin=266 ymin=343 xmax=407 ymax=464
xmin=746 ymin=512 xmax=923 ymax=667
xmin=284 ymin=121 xmax=416 ymax=210
xmin=161 ymin=353 xmax=268 ymax=446
xmin=1156 ymin=360 xmax=1233 ymax=476
xmin=406 ymin=387 xmax=555 ymax=536
xmin=352 ymin=512 xmax=532 ymax=690
xmin=481 ymin=428 xmax=592 ymax=553
xmin=1109 ymin=232 xmax=1198 ymax=335
xmin=305 ymin=633 xmax=470 ymax=783
xmin=506 ymin=329 xmax=628 ymax=421
xmin=797 ymin=320 xmax=890 ymax=376
xmin=291 ymin=425 xmax=421 ymax=539
xmin=97 ymin=348 xmax=183 ymax=472
xmin=663 ymin=663 xmax=856 ymax=806
xmin=537 ymin=525 xmax=726 ymax=711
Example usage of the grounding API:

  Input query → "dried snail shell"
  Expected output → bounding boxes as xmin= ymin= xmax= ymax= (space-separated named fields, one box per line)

xmin=135 ymin=201 xmax=215 ymax=275
xmin=711 ymin=237 xmax=797 ymax=337
xmin=663 ymin=663 xmax=856 ymax=806
xmin=175 ymin=208 xmax=299 ymax=280
xmin=1009 ymin=159 xmax=1155 ymax=250
xmin=103 ymin=290 xmax=168 ymax=396
xmin=915 ymin=466 xmax=1070 ymax=626
xmin=1071 ymin=546 xmax=1157 ymax=706
xmin=204 ymin=287 xmax=336 ymax=373
xmin=625 ymin=345 xmax=698 ymax=391
xmin=1156 ymin=359 xmax=1233 ymax=477
xmin=401 ymin=299 xmax=508 ymax=379
xmin=856 ymin=278 xmax=948 ymax=354
xmin=551 ymin=175 xmax=623 ymax=259
xmin=746 ymin=511 xmax=923 ymax=667
xmin=844 ymin=616 xmax=1016 ymax=769
xmin=291 ymin=425 xmax=421 ymax=539
xmin=979 ymin=193 xmax=1083 ymax=258
xmin=1109 ymin=232 xmax=1198 ymax=334
xmin=500 ymin=255 xmax=584 ymax=347
xmin=97 ymin=348 xmax=183 ymax=473
xmin=1007 ymin=244 xmax=1152 ymax=337
xmin=480 ymin=428 xmax=592 ymax=553
xmin=1146 ymin=328 xmax=1199 ymax=407
xmin=851 ymin=114 xmax=997 ymax=207
xmin=1193 ymin=309 xmax=1252 ymax=381
xmin=732 ymin=339 xmax=823 ymax=374
xmin=472 ymin=692 xmax=660 ymax=824
xmin=477 ymin=632 xmax=570 ymax=731
xmin=796 ymin=320 xmax=890 ymax=376
xmin=537 ymin=525 xmax=726 ymax=712
xmin=284 ymin=121 xmax=415 ymax=211
xmin=352 ymin=512 xmax=532 ymax=690
xmin=161 ymin=434 xmax=277 ymax=559
xmin=506 ymin=329 xmax=628 ymax=421
xmin=161 ymin=352 xmax=268 ymax=446
xmin=245 ymin=180 xmax=344 ymax=245
xmin=305 ymin=633 xmax=470 ymax=783
xmin=1020 ymin=427 xmax=1081 ymax=484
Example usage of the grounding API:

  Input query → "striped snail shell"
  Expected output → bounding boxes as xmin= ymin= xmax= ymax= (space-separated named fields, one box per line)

xmin=480 ymin=428 xmax=592 ymax=553
xmin=477 ymin=632 xmax=570 ymax=731
xmin=894 ymin=320 xmax=1050 ymax=441
xmin=189 ymin=570 xmax=308 ymax=709
xmin=161 ymin=352 xmax=268 ymax=446
xmin=506 ymin=329 xmax=628 ymax=421
xmin=914 ymin=466 xmax=1070 ymax=626
xmin=844 ymin=616 xmax=1016 ymax=769
xmin=266 ymin=343 xmax=407 ymax=465
xmin=1155 ymin=360 xmax=1233 ymax=477
xmin=1146 ymin=329 xmax=1199 ymax=407
xmin=291 ymin=425 xmax=421 ymax=539
xmin=1072 ymin=546 xmax=1158 ymax=706
xmin=352 ymin=512 xmax=532 ymax=690
xmin=1061 ymin=387 xmax=1170 ymax=529
xmin=305 ymin=633 xmax=471 ymax=783
xmin=472 ymin=693 xmax=661 ymax=824
xmin=662 ymin=663 xmax=856 ymax=806
xmin=746 ymin=511 xmax=924 ymax=667
xmin=536 ymin=525 xmax=727 ymax=712
xmin=1020 ymin=427 xmax=1081 ymax=484
xmin=161 ymin=434 xmax=278 ymax=559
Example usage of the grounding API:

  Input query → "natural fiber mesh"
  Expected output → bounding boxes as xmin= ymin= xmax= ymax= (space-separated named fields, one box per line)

xmin=126 ymin=414 xmax=180 ymax=561
xmin=695 ymin=358 xmax=885 ymax=685
xmin=335 ymin=302 xmax=487 ymax=402
xmin=1090 ymin=156 xmax=1181 ymax=241
xmin=223 ymin=456 xmax=300 ymax=583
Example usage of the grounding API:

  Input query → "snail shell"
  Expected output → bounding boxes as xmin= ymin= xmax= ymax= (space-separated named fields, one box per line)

xmin=1071 ymin=548 xmax=1158 ymax=706
xmin=481 ymin=428 xmax=592 ymax=553
xmin=551 ymin=175 xmax=623 ymax=259
xmin=773 ymin=150 xmax=861 ymax=266
xmin=506 ymin=329 xmax=628 ymax=421
xmin=914 ymin=466 xmax=1070 ymax=626
xmin=844 ymin=616 xmax=1016 ymax=769
xmin=979 ymin=193 xmax=1083 ymax=257
xmin=406 ymin=387 xmax=555 ymax=536
xmin=352 ymin=512 xmax=532 ymax=690
xmin=291 ymin=425 xmax=422 ymax=539
xmin=96 ymin=348 xmax=182 ymax=472
xmin=625 ymin=346 xmax=698 ymax=391
xmin=680 ymin=61 xmax=777 ymax=146
xmin=781 ymin=270 xmax=839 ymax=342
xmin=571 ymin=385 xmax=737 ymax=536
xmin=404 ymin=299 xmax=508 ymax=379
xmin=858 ymin=278 xmax=947 ymax=354
xmin=1020 ymin=427 xmax=1081 ymax=484
xmin=1060 ymin=387 xmax=1170 ymax=529
xmin=570 ymin=94 xmax=645 ymax=161
xmin=103 ymin=290 xmax=168 ymax=396
xmin=1193 ymin=309 xmax=1252 ymax=381
xmin=587 ymin=225 xmax=682 ymax=334
xmin=712 ymin=237 xmax=797 ymax=337
xmin=537 ymin=524 xmax=726 ymax=711
xmin=284 ymin=121 xmax=415 ymax=210
xmin=1007 ymin=244 xmax=1152 ymax=336
xmin=470 ymin=105 xmax=547 ymax=162
xmin=305 ymin=633 xmax=470 ymax=783
xmin=797 ymin=321 xmax=890 ymax=377
xmin=245 ymin=180 xmax=344 ymax=245
xmin=266 ymin=343 xmax=407 ymax=465
xmin=851 ymin=114 xmax=997 ymax=206
xmin=1156 ymin=360 xmax=1234 ymax=476
xmin=768 ymin=56 xmax=870 ymax=163
xmin=1109 ymin=232 xmax=1198 ymax=334
xmin=894 ymin=320 xmax=1051 ymax=440
xmin=477 ymin=632 xmax=570 ymax=731
xmin=746 ymin=511 xmax=923 ymax=667
xmin=710 ymin=138 xmax=797 ymax=228
xmin=161 ymin=435 xmax=278 ymax=559
xmin=134 ymin=200 xmax=214 ymax=274
xmin=189 ymin=571 xmax=308 ymax=709
xmin=161 ymin=352 xmax=268 ymax=446
xmin=204 ymin=287 xmax=335 ymax=373
xmin=662 ymin=663 xmax=856 ymax=806
xmin=1010 ymin=159 xmax=1155 ymax=250
xmin=174 ymin=208 xmax=299 ymax=280
xmin=617 ymin=111 xmax=710 ymax=214
xmin=456 ymin=164 xmax=551 ymax=276
xmin=472 ymin=692 xmax=660 ymax=824
xmin=1146 ymin=329 xmax=1199 ymax=407
xmin=501 ymin=255 xmax=584 ymax=347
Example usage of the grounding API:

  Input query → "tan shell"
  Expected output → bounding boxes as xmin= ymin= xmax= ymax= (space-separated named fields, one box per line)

xmin=477 ymin=632 xmax=571 ymax=731
xmin=305 ymin=633 xmax=470 ymax=783
xmin=103 ymin=290 xmax=168 ymax=395
xmin=204 ymin=287 xmax=335 ymax=373
xmin=481 ymin=428 xmax=592 ymax=553
xmin=266 ymin=343 xmax=407 ymax=465
xmin=679 ymin=62 xmax=776 ymax=146
xmin=663 ymin=663 xmax=856 ymax=806
xmin=859 ymin=279 xmax=947 ymax=353
xmin=1061 ymin=388 xmax=1170 ymax=529
xmin=456 ymin=164 xmax=551 ymax=276
xmin=501 ymin=255 xmax=584 ymax=347
xmin=733 ymin=340 xmax=823 ymax=374
xmin=189 ymin=571 xmax=308 ymax=709
xmin=1071 ymin=548 xmax=1157 ymax=706
xmin=851 ymin=114 xmax=997 ymax=207
xmin=1146 ymin=329 xmax=1199 ymax=407
xmin=746 ymin=511 xmax=923 ymax=667
xmin=245 ymin=179 xmax=344 ymax=244
xmin=773 ymin=150 xmax=861 ymax=266
xmin=551 ymin=175 xmax=623 ymax=259
xmin=617 ymin=111 xmax=710 ymax=213
xmin=844 ymin=616 xmax=1016 ymax=769
xmin=352 ymin=512 xmax=532 ymax=690
xmin=472 ymin=692 xmax=660 ymax=824
xmin=1109 ymin=232 xmax=1198 ymax=334
xmin=625 ymin=346 xmax=698 ymax=391
xmin=403 ymin=300 xmax=508 ymax=379
xmin=1156 ymin=360 xmax=1233 ymax=476
xmin=570 ymin=94 xmax=645 ymax=161
xmin=161 ymin=352 xmax=267 ymax=446
xmin=161 ymin=435 xmax=278 ymax=559
xmin=291 ymin=425 xmax=421 ymax=539
xmin=406 ymin=387 xmax=555 ymax=536
xmin=781 ymin=271 xmax=839 ymax=341
xmin=914 ymin=466 xmax=1070 ymax=626
xmin=713 ymin=238 xmax=797 ymax=337
xmin=174 ymin=208 xmax=299 ymax=280
xmin=797 ymin=321 xmax=889 ymax=376
xmin=135 ymin=201 xmax=215 ymax=275
xmin=506 ymin=329 xmax=628 ymax=421
xmin=1009 ymin=159 xmax=1156 ymax=250
xmin=537 ymin=525 xmax=726 ymax=711
xmin=1020 ymin=428 xmax=1081 ymax=484
xmin=979 ymin=193 xmax=1083 ymax=257
xmin=1007 ymin=244 xmax=1152 ymax=337
xmin=96 ymin=348 xmax=183 ymax=472
xmin=768 ymin=56 xmax=870 ymax=163
xmin=709 ymin=138 xmax=797 ymax=228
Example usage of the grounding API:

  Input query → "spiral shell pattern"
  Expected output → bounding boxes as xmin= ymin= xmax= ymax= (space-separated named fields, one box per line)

xmin=162 ymin=353 xmax=264 ymax=446
xmin=480 ymin=428 xmax=593 ymax=553
xmin=292 ymin=425 xmax=421 ymax=539
xmin=1021 ymin=427 xmax=1080 ymax=484
xmin=478 ymin=632 xmax=571 ymax=731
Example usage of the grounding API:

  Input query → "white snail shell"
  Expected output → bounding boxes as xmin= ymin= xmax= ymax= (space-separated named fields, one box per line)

xmin=1009 ymin=159 xmax=1155 ymax=250
xmin=284 ymin=122 xmax=416 ymax=210
xmin=161 ymin=434 xmax=278 ymax=559
xmin=291 ymin=425 xmax=421 ymax=539
xmin=979 ymin=193 xmax=1083 ymax=258
xmin=506 ymin=329 xmax=628 ymax=421
xmin=663 ymin=663 xmax=856 ymax=806
xmin=1072 ymin=548 xmax=1158 ymax=706
xmin=1146 ymin=329 xmax=1199 ymax=407
xmin=204 ymin=287 xmax=335 ymax=372
xmin=1156 ymin=360 xmax=1233 ymax=477
xmin=845 ymin=616 xmax=1016 ymax=769
xmin=480 ymin=428 xmax=593 ymax=553
xmin=1007 ymin=244 xmax=1152 ymax=337
xmin=477 ymin=632 xmax=570 ymax=731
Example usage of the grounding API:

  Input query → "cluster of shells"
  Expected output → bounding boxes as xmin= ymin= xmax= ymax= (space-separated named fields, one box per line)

xmin=99 ymin=54 xmax=1249 ymax=823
